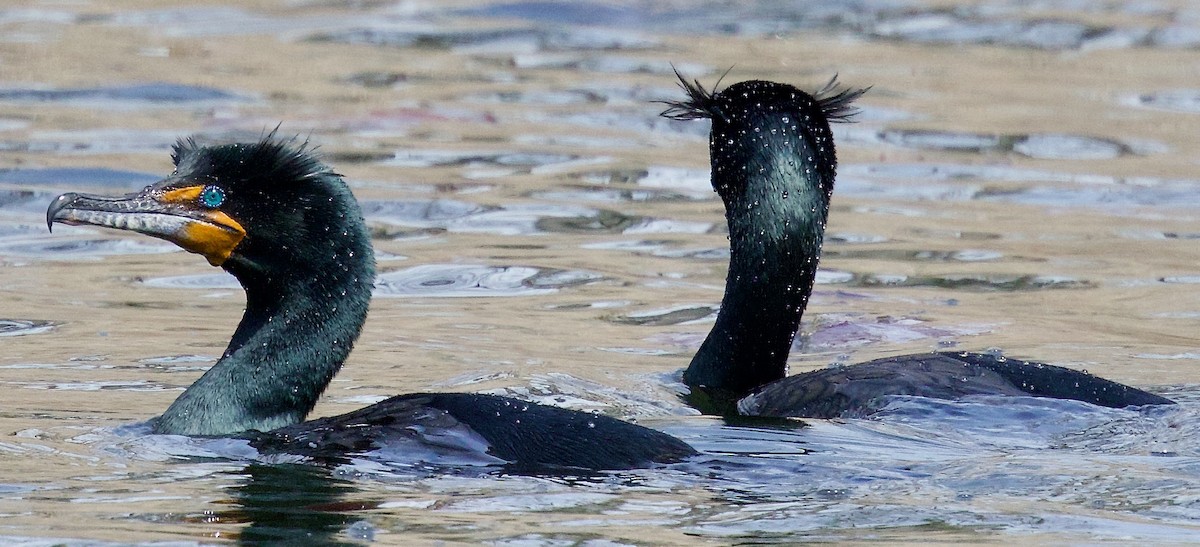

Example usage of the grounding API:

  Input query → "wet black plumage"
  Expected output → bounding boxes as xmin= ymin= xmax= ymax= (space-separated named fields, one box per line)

xmin=738 ymin=352 xmax=1174 ymax=418
xmin=255 ymin=392 xmax=694 ymax=471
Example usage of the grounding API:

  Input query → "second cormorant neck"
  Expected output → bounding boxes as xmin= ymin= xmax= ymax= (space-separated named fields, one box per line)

xmin=685 ymin=145 xmax=832 ymax=402
xmin=678 ymin=79 xmax=847 ymax=407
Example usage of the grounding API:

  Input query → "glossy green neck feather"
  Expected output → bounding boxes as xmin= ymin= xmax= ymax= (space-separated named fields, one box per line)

xmin=153 ymin=151 xmax=376 ymax=436
xmin=685 ymin=140 xmax=832 ymax=400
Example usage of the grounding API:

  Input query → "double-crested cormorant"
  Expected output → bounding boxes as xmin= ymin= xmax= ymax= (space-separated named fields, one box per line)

xmin=661 ymin=75 xmax=1175 ymax=418
xmin=46 ymin=136 xmax=695 ymax=470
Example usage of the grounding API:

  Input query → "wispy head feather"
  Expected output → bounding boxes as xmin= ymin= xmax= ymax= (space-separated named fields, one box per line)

xmin=812 ymin=75 xmax=870 ymax=124
xmin=659 ymin=66 xmax=733 ymax=120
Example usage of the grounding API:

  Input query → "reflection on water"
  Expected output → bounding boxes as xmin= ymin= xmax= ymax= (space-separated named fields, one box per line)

xmin=225 ymin=464 xmax=373 ymax=545
xmin=3 ymin=0 xmax=1200 ymax=544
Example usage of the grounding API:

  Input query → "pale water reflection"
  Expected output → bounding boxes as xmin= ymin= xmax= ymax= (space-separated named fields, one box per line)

xmin=2 ymin=0 xmax=1200 ymax=544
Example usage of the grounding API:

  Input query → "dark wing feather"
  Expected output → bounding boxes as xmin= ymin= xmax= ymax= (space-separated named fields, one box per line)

xmin=738 ymin=352 xmax=1173 ymax=418
xmin=250 ymin=393 xmax=695 ymax=471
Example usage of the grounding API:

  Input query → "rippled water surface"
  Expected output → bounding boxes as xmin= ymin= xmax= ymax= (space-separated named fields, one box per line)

xmin=3 ymin=0 xmax=1200 ymax=544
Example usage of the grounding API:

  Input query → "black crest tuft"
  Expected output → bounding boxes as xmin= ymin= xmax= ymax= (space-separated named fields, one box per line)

xmin=659 ymin=66 xmax=730 ymax=121
xmin=660 ymin=69 xmax=869 ymax=124
xmin=170 ymin=129 xmax=335 ymax=186
xmin=812 ymin=76 xmax=869 ymax=123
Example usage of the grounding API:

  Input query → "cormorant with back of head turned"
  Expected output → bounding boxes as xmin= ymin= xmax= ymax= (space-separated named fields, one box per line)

xmin=661 ymin=73 xmax=1175 ymax=418
xmin=46 ymin=136 xmax=695 ymax=471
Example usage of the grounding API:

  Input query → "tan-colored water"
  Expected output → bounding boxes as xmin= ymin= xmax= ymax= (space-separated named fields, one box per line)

xmin=2 ymin=0 xmax=1198 ymax=543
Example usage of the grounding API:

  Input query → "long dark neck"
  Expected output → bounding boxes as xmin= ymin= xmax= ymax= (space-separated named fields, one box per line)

xmin=684 ymin=113 xmax=835 ymax=402
xmin=154 ymin=230 xmax=375 ymax=436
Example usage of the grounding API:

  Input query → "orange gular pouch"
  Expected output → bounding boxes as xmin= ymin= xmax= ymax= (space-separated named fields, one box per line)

xmin=161 ymin=186 xmax=247 ymax=266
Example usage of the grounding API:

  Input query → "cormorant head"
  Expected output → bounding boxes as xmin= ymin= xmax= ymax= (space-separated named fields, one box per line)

xmin=661 ymin=71 xmax=867 ymax=204
xmin=47 ymin=135 xmax=375 ymax=289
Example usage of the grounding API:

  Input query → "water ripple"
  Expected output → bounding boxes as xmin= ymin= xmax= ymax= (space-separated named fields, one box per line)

xmin=869 ymin=129 xmax=1149 ymax=159
xmin=581 ymin=239 xmax=728 ymax=260
xmin=139 ymin=265 xmax=604 ymax=296
xmin=529 ymin=185 xmax=698 ymax=203
xmin=829 ymin=248 xmax=1002 ymax=263
xmin=0 ymin=169 xmax=157 ymax=189
xmin=856 ymin=273 xmax=1092 ymax=291
xmin=1128 ymin=89 xmax=1200 ymax=113
xmin=374 ymin=264 xmax=601 ymax=298
xmin=140 ymin=273 xmax=239 ymax=290
xmin=804 ymin=313 xmax=989 ymax=351
xmin=1 ymin=131 xmax=182 ymax=157
xmin=840 ymin=162 xmax=1200 ymax=208
xmin=607 ymin=305 xmax=718 ymax=326
xmin=362 ymin=199 xmax=641 ymax=236
xmin=0 ymin=319 xmax=56 ymax=337
xmin=0 ymin=235 xmax=178 ymax=259
xmin=313 ymin=23 xmax=657 ymax=55
xmin=1013 ymin=134 xmax=1126 ymax=160
xmin=0 ymin=83 xmax=246 ymax=107
xmin=383 ymin=149 xmax=578 ymax=169
xmin=0 ymin=189 xmax=57 ymax=214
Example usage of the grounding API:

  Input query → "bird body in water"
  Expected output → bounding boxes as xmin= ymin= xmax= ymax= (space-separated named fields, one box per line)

xmin=46 ymin=136 xmax=694 ymax=471
xmin=661 ymin=75 xmax=1175 ymax=418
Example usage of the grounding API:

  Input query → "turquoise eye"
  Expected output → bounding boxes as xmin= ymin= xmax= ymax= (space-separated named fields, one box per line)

xmin=200 ymin=186 xmax=225 ymax=208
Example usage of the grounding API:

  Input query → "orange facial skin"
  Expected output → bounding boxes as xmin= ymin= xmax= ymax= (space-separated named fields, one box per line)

xmin=161 ymin=186 xmax=245 ymax=266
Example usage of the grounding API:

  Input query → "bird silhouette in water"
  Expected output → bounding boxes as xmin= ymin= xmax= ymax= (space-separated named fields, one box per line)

xmin=660 ymin=73 xmax=1175 ymax=418
xmin=47 ymin=135 xmax=695 ymax=471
